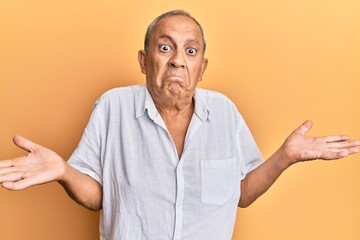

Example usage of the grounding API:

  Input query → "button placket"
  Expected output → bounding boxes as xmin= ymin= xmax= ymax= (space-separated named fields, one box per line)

xmin=173 ymin=160 xmax=185 ymax=240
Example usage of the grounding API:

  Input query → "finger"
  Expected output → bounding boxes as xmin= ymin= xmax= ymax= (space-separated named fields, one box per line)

xmin=323 ymin=135 xmax=350 ymax=143
xmin=2 ymin=179 xmax=33 ymax=191
xmin=321 ymin=147 xmax=359 ymax=160
xmin=350 ymin=140 xmax=360 ymax=147
xmin=0 ymin=171 xmax=24 ymax=183
xmin=0 ymin=160 xmax=14 ymax=168
xmin=12 ymin=135 xmax=39 ymax=153
xmin=0 ymin=156 xmax=26 ymax=168
xmin=327 ymin=140 xmax=360 ymax=149
xmin=2 ymin=174 xmax=43 ymax=190
xmin=347 ymin=147 xmax=359 ymax=154
xmin=293 ymin=120 xmax=313 ymax=135
xmin=1 ymin=182 xmax=16 ymax=190
xmin=0 ymin=167 xmax=17 ymax=175
xmin=336 ymin=148 xmax=359 ymax=157
xmin=321 ymin=151 xmax=349 ymax=160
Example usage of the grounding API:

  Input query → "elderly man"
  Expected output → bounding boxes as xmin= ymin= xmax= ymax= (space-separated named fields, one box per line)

xmin=0 ymin=10 xmax=359 ymax=240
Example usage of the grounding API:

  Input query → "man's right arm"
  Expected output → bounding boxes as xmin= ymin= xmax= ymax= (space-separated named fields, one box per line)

xmin=0 ymin=135 xmax=102 ymax=211
xmin=238 ymin=120 xmax=360 ymax=208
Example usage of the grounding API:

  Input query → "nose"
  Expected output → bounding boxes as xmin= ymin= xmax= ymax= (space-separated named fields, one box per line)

xmin=168 ymin=50 xmax=185 ymax=68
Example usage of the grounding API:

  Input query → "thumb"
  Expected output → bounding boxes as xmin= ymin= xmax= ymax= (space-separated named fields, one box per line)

xmin=293 ymin=120 xmax=313 ymax=136
xmin=12 ymin=135 xmax=38 ymax=153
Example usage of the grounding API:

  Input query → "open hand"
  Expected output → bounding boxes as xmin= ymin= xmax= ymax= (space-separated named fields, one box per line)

xmin=282 ymin=120 xmax=360 ymax=164
xmin=0 ymin=135 xmax=66 ymax=190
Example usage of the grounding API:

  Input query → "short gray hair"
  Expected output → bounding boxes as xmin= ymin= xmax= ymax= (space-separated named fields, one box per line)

xmin=144 ymin=10 xmax=207 ymax=55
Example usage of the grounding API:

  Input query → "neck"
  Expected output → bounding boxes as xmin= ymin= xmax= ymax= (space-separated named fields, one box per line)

xmin=150 ymin=92 xmax=195 ymax=159
xmin=149 ymin=89 xmax=195 ymax=114
xmin=156 ymin=98 xmax=194 ymax=118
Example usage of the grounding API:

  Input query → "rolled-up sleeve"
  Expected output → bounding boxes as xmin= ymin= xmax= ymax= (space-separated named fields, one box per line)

xmin=67 ymin=97 xmax=106 ymax=185
xmin=236 ymin=115 xmax=264 ymax=181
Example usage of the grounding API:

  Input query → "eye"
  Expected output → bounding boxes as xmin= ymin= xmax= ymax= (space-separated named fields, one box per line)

xmin=187 ymin=47 xmax=197 ymax=55
xmin=160 ymin=44 xmax=171 ymax=52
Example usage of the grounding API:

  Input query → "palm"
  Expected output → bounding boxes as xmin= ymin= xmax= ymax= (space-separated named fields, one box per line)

xmin=0 ymin=136 xmax=66 ymax=190
xmin=283 ymin=120 xmax=360 ymax=163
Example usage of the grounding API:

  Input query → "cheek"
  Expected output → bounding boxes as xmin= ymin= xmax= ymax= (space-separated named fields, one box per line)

xmin=189 ymin=64 xmax=204 ymax=80
xmin=146 ymin=60 xmax=169 ymax=87
xmin=145 ymin=58 xmax=155 ymax=73
xmin=147 ymin=58 xmax=166 ymax=76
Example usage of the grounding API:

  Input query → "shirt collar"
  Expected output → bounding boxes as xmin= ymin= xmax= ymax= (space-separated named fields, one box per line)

xmin=193 ymin=89 xmax=211 ymax=122
xmin=135 ymin=85 xmax=210 ymax=122
xmin=135 ymin=85 xmax=158 ymax=120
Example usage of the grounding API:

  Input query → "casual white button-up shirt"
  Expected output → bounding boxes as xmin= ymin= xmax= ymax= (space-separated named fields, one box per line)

xmin=68 ymin=84 xmax=264 ymax=240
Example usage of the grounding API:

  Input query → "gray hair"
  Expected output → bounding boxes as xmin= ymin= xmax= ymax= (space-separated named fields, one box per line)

xmin=144 ymin=10 xmax=207 ymax=55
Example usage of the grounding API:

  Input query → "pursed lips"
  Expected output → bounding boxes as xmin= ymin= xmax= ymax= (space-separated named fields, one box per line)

xmin=163 ymin=74 xmax=185 ymax=82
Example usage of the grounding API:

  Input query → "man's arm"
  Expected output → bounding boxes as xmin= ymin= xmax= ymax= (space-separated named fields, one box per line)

xmin=0 ymin=135 xmax=102 ymax=211
xmin=238 ymin=120 xmax=360 ymax=208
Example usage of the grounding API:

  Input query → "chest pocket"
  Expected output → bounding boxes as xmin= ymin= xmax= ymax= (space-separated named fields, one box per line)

xmin=200 ymin=157 xmax=236 ymax=205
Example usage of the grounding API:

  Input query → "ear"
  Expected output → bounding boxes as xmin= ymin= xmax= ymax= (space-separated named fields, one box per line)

xmin=199 ymin=58 xmax=208 ymax=81
xmin=138 ymin=50 xmax=147 ymax=74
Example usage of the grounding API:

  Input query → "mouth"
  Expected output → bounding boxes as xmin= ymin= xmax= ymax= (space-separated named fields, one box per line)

xmin=164 ymin=74 xmax=184 ymax=82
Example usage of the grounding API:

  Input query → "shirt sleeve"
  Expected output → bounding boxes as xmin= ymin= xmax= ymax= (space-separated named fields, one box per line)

xmin=67 ymin=96 xmax=106 ymax=186
xmin=236 ymin=115 xmax=264 ymax=180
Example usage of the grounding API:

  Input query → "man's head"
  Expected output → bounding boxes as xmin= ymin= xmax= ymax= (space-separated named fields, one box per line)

xmin=138 ymin=10 xmax=208 ymax=104
xmin=144 ymin=10 xmax=207 ymax=55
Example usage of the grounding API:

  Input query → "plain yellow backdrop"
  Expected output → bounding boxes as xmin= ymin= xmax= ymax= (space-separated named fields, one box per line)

xmin=0 ymin=0 xmax=359 ymax=239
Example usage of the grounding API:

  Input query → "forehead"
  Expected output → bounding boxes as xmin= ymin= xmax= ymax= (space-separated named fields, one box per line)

xmin=151 ymin=15 xmax=203 ymax=44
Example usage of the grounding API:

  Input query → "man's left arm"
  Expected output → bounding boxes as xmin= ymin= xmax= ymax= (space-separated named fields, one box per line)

xmin=238 ymin=120 xmax=360 ymax=208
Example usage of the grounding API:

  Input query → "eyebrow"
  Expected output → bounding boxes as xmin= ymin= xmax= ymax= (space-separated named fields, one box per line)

xmin=158 ymin=35 xmax=201 ymax=46
xmin=159 ymin=34 xmax=173 ymax=41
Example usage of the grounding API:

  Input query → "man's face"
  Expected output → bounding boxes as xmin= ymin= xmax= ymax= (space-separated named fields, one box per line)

xmin=138 ymin=15 xmax=208 ymax=101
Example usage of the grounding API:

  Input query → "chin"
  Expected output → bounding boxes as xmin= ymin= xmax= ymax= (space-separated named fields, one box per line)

xmin=167 ymin=84 xmax=183 ymax=97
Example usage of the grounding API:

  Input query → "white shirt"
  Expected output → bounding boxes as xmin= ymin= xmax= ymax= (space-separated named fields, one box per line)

xmin=68 ymin=84 xmax=264 ymax=240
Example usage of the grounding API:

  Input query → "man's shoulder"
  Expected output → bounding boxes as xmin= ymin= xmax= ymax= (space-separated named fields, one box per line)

xmin=195 ymin=88 xmax=240 ymax=118
xmin=92 ymin=84 xmax=144 ymax=110
xmin=196 ymin=88 xmax=243 ymax=127
xmin=196 ymin=88 xmax=235 ymax=104
xmin=100 ymin=84 xmax=144 ymax=99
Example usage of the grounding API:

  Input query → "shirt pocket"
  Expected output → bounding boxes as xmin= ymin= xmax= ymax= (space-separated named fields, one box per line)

xmin=200 ymin=157 xmax=236 ymax=205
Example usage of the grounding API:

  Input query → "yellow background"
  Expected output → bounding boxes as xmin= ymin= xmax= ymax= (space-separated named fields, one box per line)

xmin=1 ymin=0 xmax=359 ymax=239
